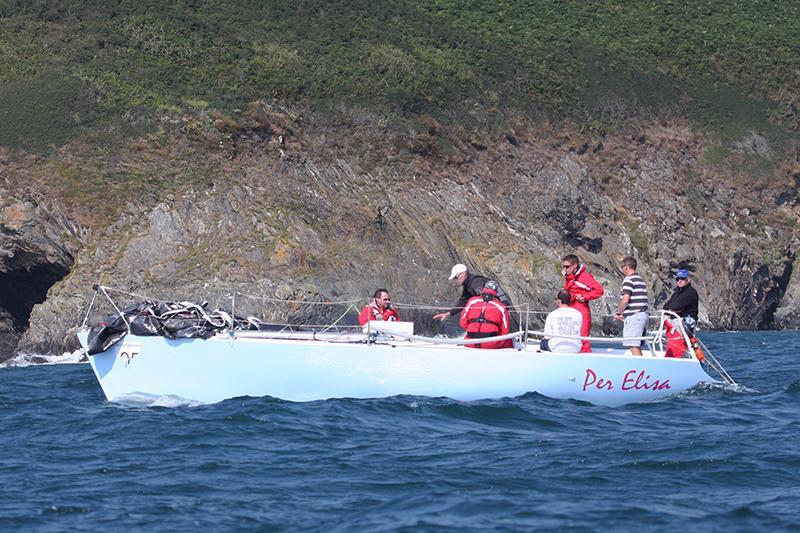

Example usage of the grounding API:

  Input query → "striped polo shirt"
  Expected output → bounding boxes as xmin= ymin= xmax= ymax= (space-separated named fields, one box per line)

xmin=621 ymin=273 xmax=649 ymax=316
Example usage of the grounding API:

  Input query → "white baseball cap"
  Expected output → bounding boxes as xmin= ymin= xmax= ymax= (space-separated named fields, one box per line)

xmin=448 ymin=263 xmax=467 ymax=280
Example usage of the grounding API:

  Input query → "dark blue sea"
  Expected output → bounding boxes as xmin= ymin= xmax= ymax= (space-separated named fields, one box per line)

xmin=1 ymin=331 xmax=798 ymax=531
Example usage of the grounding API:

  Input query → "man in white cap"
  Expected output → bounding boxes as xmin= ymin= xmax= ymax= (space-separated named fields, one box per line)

xmin=433 ymin=263 xmax=512 ymax=321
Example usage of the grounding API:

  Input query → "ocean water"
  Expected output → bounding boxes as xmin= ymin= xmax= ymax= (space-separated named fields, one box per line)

xmin=1 ymin=331 xmax=798 ymax=531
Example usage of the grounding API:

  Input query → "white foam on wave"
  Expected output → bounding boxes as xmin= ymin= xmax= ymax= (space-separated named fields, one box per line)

xmin=114 ymin=391 xmax=207 ymax=408
xmin=685 ymin=380 xmax=758 ymax=396
xmin=0 ymin=349 xmax=87 ymax=368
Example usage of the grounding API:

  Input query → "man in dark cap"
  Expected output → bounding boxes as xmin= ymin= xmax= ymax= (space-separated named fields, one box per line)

xmin=664 ymin=268 xmax=699 ymax=332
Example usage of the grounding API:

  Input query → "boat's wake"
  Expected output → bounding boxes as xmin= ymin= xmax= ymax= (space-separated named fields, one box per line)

xmin=682 ymin=380 xmax=757 ymax=397
xmin=786 ymin=378 xmax=800 ymax=393
xmin=0 ymin=350 xmax=87 ymax=368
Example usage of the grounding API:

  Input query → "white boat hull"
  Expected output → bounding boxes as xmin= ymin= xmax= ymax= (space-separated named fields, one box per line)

xmin=77 ymin=331 xmax=717 ymax=406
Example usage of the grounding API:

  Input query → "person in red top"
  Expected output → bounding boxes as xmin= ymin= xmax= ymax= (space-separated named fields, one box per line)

xmin=459 ymin=282 xmax=512 ymax=349
xmin=561 ymin=254 xmax=604 ymax=353
xmin=358 ymin=288 xmax=400 ymax=326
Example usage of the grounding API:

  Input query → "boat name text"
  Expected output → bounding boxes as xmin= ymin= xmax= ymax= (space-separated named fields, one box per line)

xmin=582 ymin=369 xmax=671 ymax=392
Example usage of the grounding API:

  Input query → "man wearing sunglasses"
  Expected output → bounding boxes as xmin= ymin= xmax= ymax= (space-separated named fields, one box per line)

xmin=358 ymin=288 xmax=400 ymax=326
xmin=664 ymin=268 xmax=699 ymax=332
xmin=562 ymin=254 xmax=604 ymax=352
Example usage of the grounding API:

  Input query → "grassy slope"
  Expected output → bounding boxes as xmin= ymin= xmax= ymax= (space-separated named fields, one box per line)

xmin=1 ymin=0 xmax=798 ymax=152
xmin=2 ymin=2 xmax=798 ymax=338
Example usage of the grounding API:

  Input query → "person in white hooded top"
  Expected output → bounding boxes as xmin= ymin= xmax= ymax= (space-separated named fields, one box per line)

xmin=541 ymin=290 xmax=583 ymax=353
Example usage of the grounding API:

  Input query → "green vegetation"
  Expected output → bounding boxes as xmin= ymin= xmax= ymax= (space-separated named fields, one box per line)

xmin=47 ymin=162 xmax=163 ymax=225
xmin=0 ymin=1 xmax=798 ymax=149
xmin=527 ymin=253 xmax=551 ymax=276
xmin=0 ymin=70 xmax=102 ymax=151
xmin=620 ymin=216 xmax=651 ymax=259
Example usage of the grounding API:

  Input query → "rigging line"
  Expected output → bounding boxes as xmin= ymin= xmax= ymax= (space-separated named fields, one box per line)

xmin=81 ymin=290 xmax=98 ymax=328
xmin=320 ymin=304 xmax=360 ymax=333
xmin=696 ymin=338 xmax=736 ymax=385
xmin=507 ymin=304 xmax=541 ymax=312
xmin=101 ymin=285 xmax=545 ymax=316
xmin=98 ymin=286 xmax=131 ymax=333
xmin=103 ymin=285 xmax=363 ymax=307
xmin=237 ymin=292 xmax=363 ymax=305
xmin=518 ymin=310 xmax=550 ymax=316
xmin=698 ymin=352 xmax=727 ymax=384
xmin=391 ymin=302 xmax=543 ymax=313
xmin=369 ymin=326 xmax=523 ymax=346
xmin=254 ymin=321 xmax=361 ymax=330
xmin=526 ymin=330 xmax=656 ymax=342
xmin=392 ymin=303 xmax=457 ymax=311
xmin=100 ymin=285 xmax=164 ymax=302
xmin=101 ymin=286 xmax=226 ymax=310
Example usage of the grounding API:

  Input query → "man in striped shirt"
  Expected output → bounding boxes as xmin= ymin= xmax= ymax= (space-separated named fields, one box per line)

xmin=614 ymin=256 xmax=649 ymax=356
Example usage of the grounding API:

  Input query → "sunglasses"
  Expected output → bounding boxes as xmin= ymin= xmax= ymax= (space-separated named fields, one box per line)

xmin=561 ymin=263 xmax=574 ymax=268
xmin=675 ymin=277 xmax=687 ymax=281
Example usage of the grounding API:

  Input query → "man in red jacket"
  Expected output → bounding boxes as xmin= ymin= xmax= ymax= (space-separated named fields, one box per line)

xmin=562 ymin=254 xmax=604 ymax=352
xmin=358 ymin=288 xmax=400 ymax=326
xmin=459 ymin=282 xmax=512 ymax=349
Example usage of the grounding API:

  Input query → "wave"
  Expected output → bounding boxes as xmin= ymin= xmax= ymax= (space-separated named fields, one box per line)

xmin=0 ymin=349 xmax=87 ymax=368
xmin=680 ymin=380 xmax=758 ymax=397
xmin=784 ymin=378 xmax=800 ymax=393
xmin=113 ymin=392 xmax=207 ymax=408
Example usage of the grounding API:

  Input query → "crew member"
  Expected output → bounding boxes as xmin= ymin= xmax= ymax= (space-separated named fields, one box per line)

xmin=358 ymin=288 xmax=400 ymax=326
xmin=459 ymin=281 xmax=512 ymax=349
xmin=562 ymin=254 xmax=604 ymax=353
xmin=614 ymin=256 xmax=649 ymax=356
xmin=433 ymin=263 xmax=512 ymax=322
xmin=664 ymin=268 xmax=699 ymax=333
xmin=541 ymin=290 xmax=583 ymax=353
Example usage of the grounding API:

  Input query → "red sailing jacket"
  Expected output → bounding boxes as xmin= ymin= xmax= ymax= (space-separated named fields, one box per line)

xmin=459 ymin=296 xmax=512 ymax=349
xmin=563 ymin=264 xmax=604 ymax=313
xmin=358 ymin=302 xmax=400 ymax=326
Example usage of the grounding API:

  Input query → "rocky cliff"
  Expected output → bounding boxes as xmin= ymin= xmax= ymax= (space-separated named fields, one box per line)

xmin=2 ymin=2 xmax=799 ymax=361
xmin=1 ymin=111 xmax=798 ymax=360
xmin=0 ymin=188 xmax=77 ymax=357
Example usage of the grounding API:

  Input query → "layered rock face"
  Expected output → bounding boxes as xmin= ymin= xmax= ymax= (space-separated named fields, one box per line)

xmin=1 ymin=120 xmax=798 ymax=360
xmin=0 ymin=191 xmax=76 ymax=357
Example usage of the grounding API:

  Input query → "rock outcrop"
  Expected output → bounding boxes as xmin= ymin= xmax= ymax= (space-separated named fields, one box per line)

xmin=0 ymin=189 xmax=77 ymax=357
xmin=1 ymin=117 xmax=799 ymax=361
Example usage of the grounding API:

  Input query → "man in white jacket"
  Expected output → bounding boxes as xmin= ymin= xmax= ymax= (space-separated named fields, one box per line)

xmin=541 ymin=290 xmax=583 ymax=353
